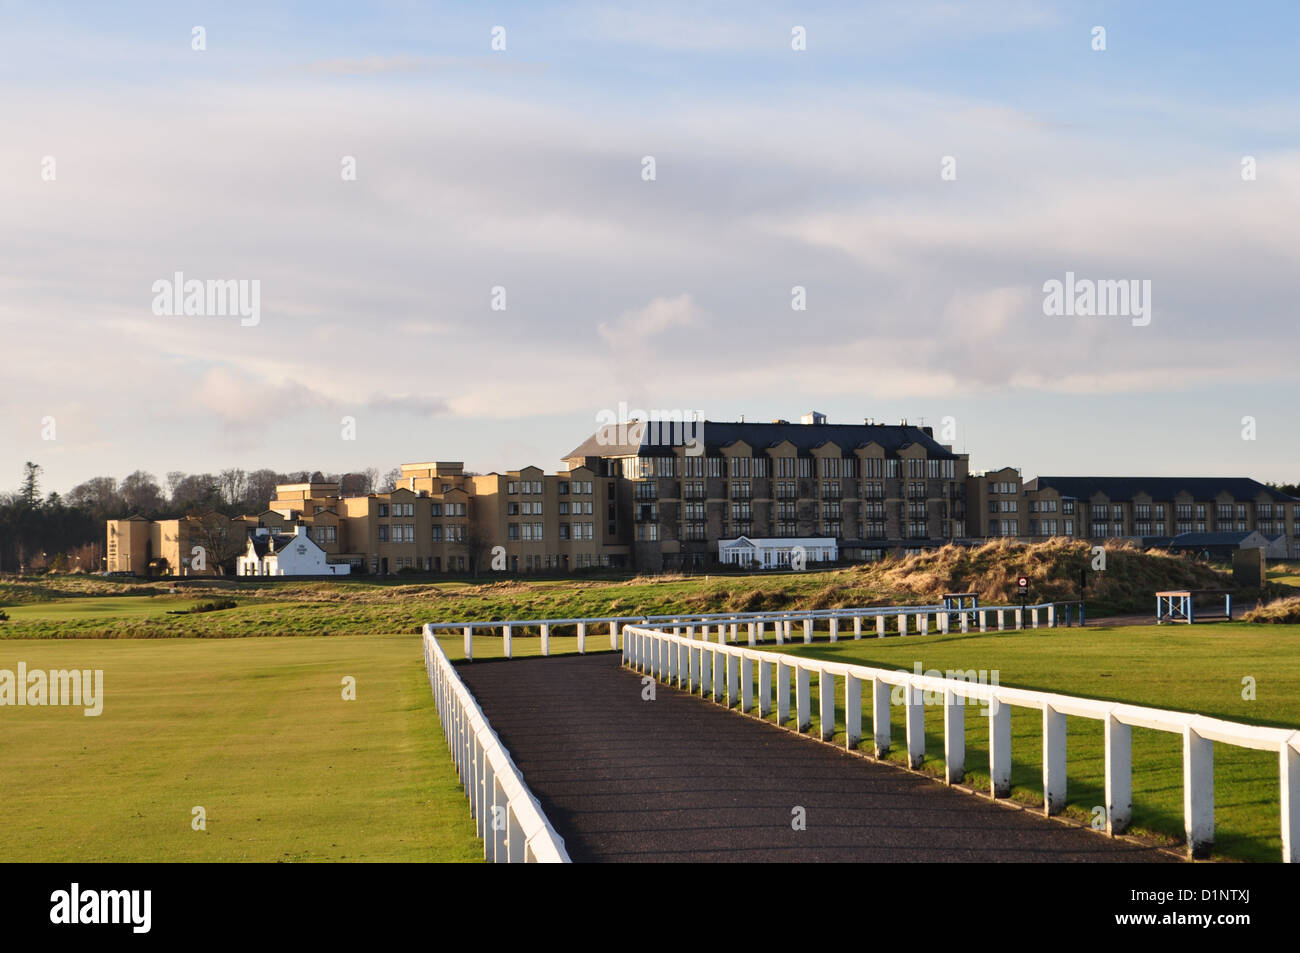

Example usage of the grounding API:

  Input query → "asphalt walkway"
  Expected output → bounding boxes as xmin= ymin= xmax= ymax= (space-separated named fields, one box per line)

xmin=455 ymin=654 xmax=1176 ymax=863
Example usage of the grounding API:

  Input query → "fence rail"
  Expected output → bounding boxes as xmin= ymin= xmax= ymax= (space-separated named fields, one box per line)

xmin=425 ymin=601 xmax=1076 ymax=660
xmin=422 ymin=626 xmax=570 ymax=863
xmin=621 ymin=623 xmax=1300 ymax=863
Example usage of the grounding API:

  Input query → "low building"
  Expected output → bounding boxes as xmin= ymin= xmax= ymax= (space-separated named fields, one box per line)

xmin=717 ymin=536 xmax=837 ymax=569
xmin=236 ymin=526 xmax=351 ymax=576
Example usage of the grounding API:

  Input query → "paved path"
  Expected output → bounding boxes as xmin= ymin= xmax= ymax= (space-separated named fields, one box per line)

xmin=455 ymin=654 xmax=1176 ymax=863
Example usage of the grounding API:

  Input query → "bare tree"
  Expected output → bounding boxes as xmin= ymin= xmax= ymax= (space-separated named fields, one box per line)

xmin=68 ymin=476 xmax=120 ymax=514
xmin=188 ymin=511 xmax=245 ymax=575
xmin=120 ymin=470 xmax=164 ymax=514
xmin=242 ymin=469 xmax=282 ymax=511
xmin=218 ymin=468 xmax=248 ymax=506
xmin=381 ymin=467 xmax=401 ymax=492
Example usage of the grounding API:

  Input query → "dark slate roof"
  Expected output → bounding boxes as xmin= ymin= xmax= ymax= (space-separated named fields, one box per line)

xmin=1031 ymin=476 xmax=1296 ymax=502
xmin=249 ymin=536 xmax=271 ymax=557
xmin=1144 ymin=531 xmax=1262 ymax=547
xmin=564 ymin=419 xmax=957 ymax=460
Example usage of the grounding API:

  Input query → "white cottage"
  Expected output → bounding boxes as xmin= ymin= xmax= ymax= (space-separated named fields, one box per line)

xmin=237 ymin=525 xmax=351 ymax=576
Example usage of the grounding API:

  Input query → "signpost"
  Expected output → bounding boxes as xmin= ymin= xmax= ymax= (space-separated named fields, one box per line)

xmin=1017 ymin=575 xmax=1029 ymax=613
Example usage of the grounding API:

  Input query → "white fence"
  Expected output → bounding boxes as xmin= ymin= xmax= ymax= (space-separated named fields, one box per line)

xmin=422 ymin=626 xmax=570 ymax=862
xmin=621 ymin=623 xmax=1300 ymax=863
xmin=425 ymin=601 xmax=1070 ymax=660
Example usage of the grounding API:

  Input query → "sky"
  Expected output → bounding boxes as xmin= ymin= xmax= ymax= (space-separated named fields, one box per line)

xmin=2 ymin=1 xmax=1298 ymax=495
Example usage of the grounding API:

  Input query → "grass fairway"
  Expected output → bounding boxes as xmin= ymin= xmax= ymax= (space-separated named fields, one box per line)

xmin=767 ymin=622 xmax=1300 ymax=862
xmin=0 ymin=635 xmax=481 ymax=862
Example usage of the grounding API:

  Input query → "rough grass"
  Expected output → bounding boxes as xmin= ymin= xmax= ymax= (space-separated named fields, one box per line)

xmin=1244 ymin=597 xmax=1300 ymax=624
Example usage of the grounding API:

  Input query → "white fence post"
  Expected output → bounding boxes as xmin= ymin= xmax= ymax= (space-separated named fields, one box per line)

xmin=1105 ymin=714 xmax=1133 ymax=835
xmin=899 ymin=613 xmax=908 ymax=637
xmin=540 ymin=623 xmax=550 ymax=657
xmin=829 ymin=618 xmax=839 ymax=643
xmin=796 ymin=667 xmax=812 ymax=732
xmin=854 ymin=616 xmax=863 ymax=640
xmin=756 ymin=620 xmax=766 ymax=643
xmin=748 ymin=622 xmax=756 ymax=645
xmin=845 ymin=674 xmax=862 ymax=750
xmin=758 ymin=660 xmax=772 ymax=717
xmin=610 ymin=620 xmax=620 ymax=651
xmin=803 ymin=618 xmax=813 ymax=644
xmin=689 ymin=645 xmax=700 ymax=693
xmin=727 ymin=653 xmax=740 ymax=708
xmin=905 ymin=680 xmax=925 ymax=768
xmin=1043 ymin=705 xmax=1067 ymax=815
xmin=463 ymin=625 xmax=472 ymax=661
xmin=997 ymin=609 xmax=1005 ymax=631
xmin=577 ymin=621 xmax=586 ymax=654
xmin=1183 ymin=725 xmax=1215 ymax=859
xmin=872 ymin=677 xmax=891 ymax=757
xmin=979 ymin=609 xmax=987 ymax=632
xmin=1282 ymin=736 xmax=1300 ymax=863
xmin=741 ymin=656 xmax=754 ymax=713
xmin=989 ymin=697 xmax=1011 ymax=798
xmin=777 ymin=661 xmax=792 ymax=725
xmin=712 ymin=648 xmax=724 ymax=702
xmin=944 ymin=688 xmax=964 ymax=784
xmin=877 ymin=615 xmax=886 ymax=638
xmin=819 ymin=670 xmax=835 ymax=741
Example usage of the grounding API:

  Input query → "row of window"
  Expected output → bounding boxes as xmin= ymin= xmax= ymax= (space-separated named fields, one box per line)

xmin=508 ymin=522 xmax=596 ymax=540
xmin=376 ymin=502 xmax=466 ymax=517
xmin=627 ymin=455 xmax=958 ymax=480
xmin=506 ymin=480 xmax=595 ymax=495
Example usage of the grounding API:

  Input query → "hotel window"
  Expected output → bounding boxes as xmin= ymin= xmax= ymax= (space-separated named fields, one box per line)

xmin=1064 ymin=520 xmax=1074 ymax=535
xmin=732 ymin=502 xmax=752 ymax=520
xmin=1237 ymin=504 xmax=1247 ymax=518
xmin=1063 ymin=501 xmax=1075 ymax=515
xmin=378 ymin=504 xmax=389 ymax=517
xmin=533 ymin=523 xmax=544 ymax=540
xmin=430 ymin=503 xmax=442 ymax=516
xmin=798 ymin=458 xmax=812 ymax=479
xmin=707 ymin=457 xmax=723 ymax=478
xmin=508 ymin=524 xmax=519 ymax=540
xmin=560 ymin=524 xmax=570 ymax=540
xmin=507 ymin=482 xmax=517 ymax=494
xmin=1196 ymin=504 xmax=1207 ymax=519
xmin=683 ymin=456 xmax=703 ymax=478
xmin=753 ymin=458 xmax=768 ymax=478
xmin=378 ymin=525 xmax=390 ymax=542
xmin=508 ymin=502 xmax=520 ymax=515
xmin=1155 ymin=522 xmax=1165 ymax=535
xmin=431 ymin=526 xmax=443 ymax=541
xmin=1155 ymin=505 xmax=1166 ymax=519
xmin=1237 ymin=521 xmax=1246 ymax=532
xmin=861 ymin=458 xmax=882 ymax=479
xmin=559 ymin=502 xmax=570 ymax=515
xmin=885 ymin=459 xmax=900 ymax=478
xmin=1196 ymin=522 xmax=1206 ymax=533
xmin=822 ymin=481 xmax=839 ymax=498
xmin=729 ymin=456 xmax=752 ymax=478
xmin=1177 ymin=504 xmax=1193 ymax=519
xmin=908 ymin=521 xmax=928 ymax=538
xmin=558 ymin=481 xmax=569 ymax=495
xmin=821 ymin=457 xmax=840 ymax=478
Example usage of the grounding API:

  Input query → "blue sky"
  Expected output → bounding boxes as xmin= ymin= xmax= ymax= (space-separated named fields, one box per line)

xmin=2 ymin=1 xmax=1298 ymax=494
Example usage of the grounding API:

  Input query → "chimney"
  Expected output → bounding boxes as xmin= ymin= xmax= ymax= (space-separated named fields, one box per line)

xmin=294 ymin=524 xmax=307 ymax=537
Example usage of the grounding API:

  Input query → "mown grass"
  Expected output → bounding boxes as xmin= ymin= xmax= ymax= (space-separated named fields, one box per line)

xmin=0 ymin=635 xmax=481 ymax=862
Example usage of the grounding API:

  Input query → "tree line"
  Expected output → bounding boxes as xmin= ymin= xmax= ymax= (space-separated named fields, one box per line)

xmin=0 ymin=462 xmax=404 ymax=573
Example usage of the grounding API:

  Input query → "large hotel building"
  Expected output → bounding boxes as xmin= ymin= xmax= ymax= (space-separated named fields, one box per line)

xmin=105 ymin=413 xmax=1300 ymax=575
